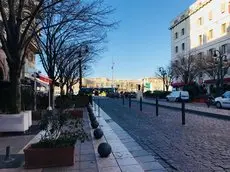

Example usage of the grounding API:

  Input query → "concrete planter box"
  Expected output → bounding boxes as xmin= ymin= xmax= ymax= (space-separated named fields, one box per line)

xmin=24 ymin=110 xmax=32 ymax=127
xmin=65 ymin=109 xmax=83 ymax=118
xmin=24 ymin=145 xmax=74 ymax=169
xmin=0 ymin=112 xmax=30 ymax=132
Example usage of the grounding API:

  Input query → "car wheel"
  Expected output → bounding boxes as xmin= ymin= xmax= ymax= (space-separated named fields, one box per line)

xmin=216 ymin=102 xmax=222 ymax=109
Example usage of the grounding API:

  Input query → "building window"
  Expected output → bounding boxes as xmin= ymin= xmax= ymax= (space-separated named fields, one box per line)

xmin=181 ymin=28 xmax=185 ymax=36
xmin=198 ymin=52 xmax=203 ymax=59
xmin=198 ymin=35 xmax=203 ymax=45
xmin=208 ymin=29 xmax=213 ymax=40
xmin=221 ymin=3 xmax=226 ymax=13
xmin=208 ymin=48 xmax=215 ymax=57
xmin=182 ymin=43 xmax=185 ymax=51
xmin=175 ymin=32 xmax=178 ymax=39
xmin=198 ymin=17 xmax=203 ymax=26
xmin=221 ymin=23 xmax=227 ymax=34
xmin=208 ymin=11 xmax=212 ymax=20
xmin=221 ymin=44 xmax=227 ymax=54
xmin=175 ymin=46 xmax=178 ymax=53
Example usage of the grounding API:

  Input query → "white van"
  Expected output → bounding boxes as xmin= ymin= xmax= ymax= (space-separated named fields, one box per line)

xmin=166 ymin=91 xmax=189 ymax=102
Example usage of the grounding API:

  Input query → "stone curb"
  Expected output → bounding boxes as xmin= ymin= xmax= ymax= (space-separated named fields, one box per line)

xmin=93 ymin=100 xmax=166 ymax=172
xmin=132 ymin=99 xmax=230 ymax=121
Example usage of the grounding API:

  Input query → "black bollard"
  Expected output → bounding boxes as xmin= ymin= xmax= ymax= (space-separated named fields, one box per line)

xmin=156 ymin=96 xmax=159 ymax=116
xmin=89 ymin=95 xmax=93 ymax=105
xmin=94 ymin=100 xmax=96 ymax=111
xmin=98 ymin=98 xmax=100 ymax=117
xmin=182 ymin=100 xmax=185 ymax=125
xmin=129 ymin=96 xmax=131 ymax=108
xmin=140 ymin=97 xmax=142 ymax=111
xmin=122 ymin=95 xmax=125 ymax=105
xmin=3 ymin=146 xmax=13 ymax=162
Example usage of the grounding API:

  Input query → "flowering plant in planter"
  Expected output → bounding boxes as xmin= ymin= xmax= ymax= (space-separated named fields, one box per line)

xmin=24 ymin=110 xmax=89 ymax=169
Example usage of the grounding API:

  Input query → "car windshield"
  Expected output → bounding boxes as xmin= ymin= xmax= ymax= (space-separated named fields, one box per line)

xmin=223 ymin=92 xmax=230 ymax=98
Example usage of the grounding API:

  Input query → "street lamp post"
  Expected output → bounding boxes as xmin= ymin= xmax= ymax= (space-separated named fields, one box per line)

xmin=79 ymin=57 xmax=82 ymax=90
xmin=78 ymin=45 xmax=89 ymax=91
xmin=213 ymin=50 xmax=228 ymax=95
xmin=32 ymin=71 xmax=41 ymax=111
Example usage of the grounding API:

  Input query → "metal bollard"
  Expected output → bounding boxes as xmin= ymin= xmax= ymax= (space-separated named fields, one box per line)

xmin=129 ymin=96 xmax=131 ymax=108
xmin=89 ymin=95 xmax=93 ymax=105
xmin=98 ymin=99 xmax=100 ymax=117
xmin=156 ymin=96 xmax=159 ymax=116
xmin=122 ymin=95 xmax=125 ymax=105
xmin=140 ymin=97 xmax=142 ymax=111
xmin=94 ymin=99 xmax=96 ymax=111
xmin=3 ymin=146 xmax=14 ymax=163
xmin=182 ymin=100 xmax=185 ymax=125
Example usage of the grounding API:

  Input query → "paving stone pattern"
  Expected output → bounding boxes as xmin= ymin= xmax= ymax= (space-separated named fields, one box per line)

xmin=97 ymin=97 xmax=230 ymax=172
xmin=98 ymin=109 xmax=165 ymax=172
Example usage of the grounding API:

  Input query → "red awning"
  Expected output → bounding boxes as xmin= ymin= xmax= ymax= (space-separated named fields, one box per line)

xmin=171 ymin=82 xmax=185 ymax=87
xmin=38 ymin=75 xmax=52 ymax=85
xmin=204 ymin=77 xmax=230 ymax=84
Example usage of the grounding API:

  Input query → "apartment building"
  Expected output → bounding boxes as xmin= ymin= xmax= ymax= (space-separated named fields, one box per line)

xmin=170 ymin=0 xmax=230 ymax=90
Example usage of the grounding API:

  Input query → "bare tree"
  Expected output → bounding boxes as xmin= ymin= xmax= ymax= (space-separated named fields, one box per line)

xmin=165 ymin=65 xmax=173 ymax=91
xmin=0 ymin=0 xmax=83 ymax=113
xmin=171 ymin=52 xmax=200 ymax=85
xmin=156 ymin=65 xmax=174 ymax=91
xmin=201 ymin=54 xmax=230 ymax=94
xmin=36 ymin=0 xmax=116 ymax=106
xmin=155 ymin=67 xmax=167 ymax=91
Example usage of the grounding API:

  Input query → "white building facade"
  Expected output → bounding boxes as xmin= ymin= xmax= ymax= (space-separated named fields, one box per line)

xmin=170 ymin=0 xmax=230 ymax=91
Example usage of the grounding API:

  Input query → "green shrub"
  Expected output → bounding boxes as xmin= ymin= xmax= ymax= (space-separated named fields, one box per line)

xmin=55 ymin=95 xmax=90 ymax=109
xmin=32 ymin=110 xmax=89 ymax=148
xmin=143 ymin=90 xmax=171 ymax=99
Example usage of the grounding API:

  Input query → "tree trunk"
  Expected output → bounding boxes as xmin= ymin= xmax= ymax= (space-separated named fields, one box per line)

xmin=66 ymin=84 xmax=69 ymax=95
xmin=166 ymin=85 xmax=169 ymax=92
xmin=60 ymin=85 xmax=65 ymax=96
xmin=9 ymin=69 xmax=21 ymax=114
xmin=49 ymin=83 xmax=54 ymax=109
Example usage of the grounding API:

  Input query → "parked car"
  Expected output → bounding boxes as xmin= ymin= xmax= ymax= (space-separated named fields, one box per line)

xmin=214 ymin=91 xmax=230 ymax=109
xmin=166 ymin=91 xmax=189 ymax=102
xmin=129 ymin=92 xmax=137 ymax=98
xmin=107 ymin=92 xmax=120 ymax=98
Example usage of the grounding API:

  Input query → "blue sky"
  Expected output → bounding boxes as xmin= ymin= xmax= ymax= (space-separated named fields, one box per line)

xmin=37 ymin=0 xmax=195 ymax=79
xmin=90 ymin=0 xmax=195 ymax=79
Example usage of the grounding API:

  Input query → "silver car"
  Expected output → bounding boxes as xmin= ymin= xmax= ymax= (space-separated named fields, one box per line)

xmin=215 ymin=91 xmax=230 ymax=109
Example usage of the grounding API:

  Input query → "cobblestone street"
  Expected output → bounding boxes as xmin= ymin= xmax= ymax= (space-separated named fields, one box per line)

xmin=96 ymin=97 xmax=230 ymax=172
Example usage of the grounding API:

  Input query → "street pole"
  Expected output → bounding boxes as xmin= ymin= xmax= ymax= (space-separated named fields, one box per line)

xmin=98 ymin=98 xmax=100 ymax=117
xmin=79 ymin=59 xmax=82 ymax=90
xmin=156 ymin=96 xmax=158 ymax=116
xmin=182 ymin=100 xmax=185 ymax=125
xmin=34 ymin=75 xmax=37 ymax=111
xmin=140 ymin=97 xmax=142 ymax=111
xmin=48 ymin=87 xmax=51 ymax=110
xmin=220 ymin=56 xmax=223 ymax=94
xmin=122 ymin=95 xmax=125 ymax=105
xmin=129 ymin=96 xmax=131 ymax=108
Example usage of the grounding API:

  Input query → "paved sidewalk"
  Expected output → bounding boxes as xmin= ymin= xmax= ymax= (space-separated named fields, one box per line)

xmin=0 ymin=104 xmax=165 ymax=172
xmin=136 ymin=98 xmax=230 ymax=119
xmin=94 ymin=101 xmax=166 ymax=172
